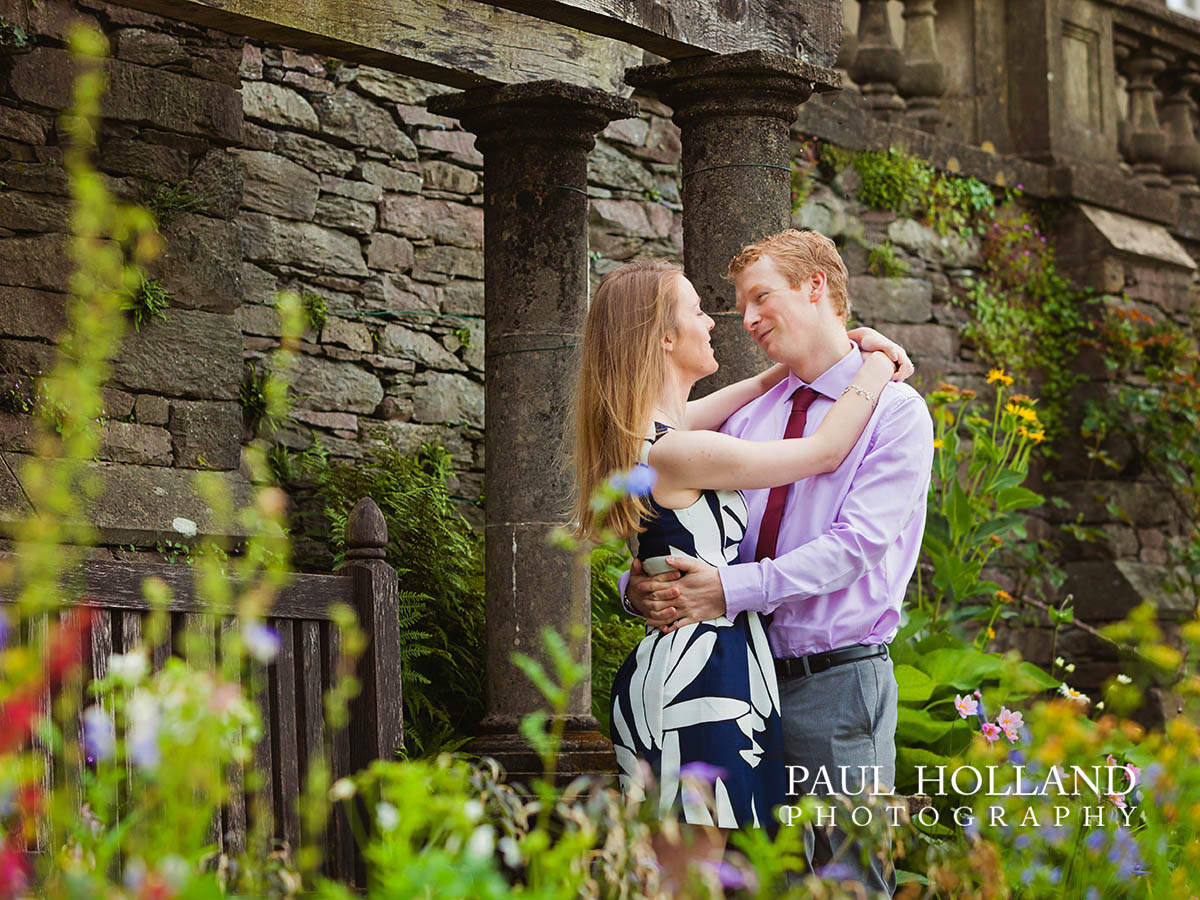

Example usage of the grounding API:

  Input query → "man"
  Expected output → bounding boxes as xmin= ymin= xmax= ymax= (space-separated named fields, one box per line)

xmin=623 ymin=229 xmax=934 ymax=895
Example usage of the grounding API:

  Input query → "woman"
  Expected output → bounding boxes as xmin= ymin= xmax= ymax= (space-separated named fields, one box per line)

xmin=569 ymin=258 xmax=910 ymax=894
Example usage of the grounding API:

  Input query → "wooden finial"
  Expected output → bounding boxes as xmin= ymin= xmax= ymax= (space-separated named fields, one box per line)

xmin=345 ymin=497 xmax=387 ymax=560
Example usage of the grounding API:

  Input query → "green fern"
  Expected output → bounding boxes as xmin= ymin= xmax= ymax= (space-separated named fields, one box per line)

xmin=589 ymin=542 xmax=644 ymax=737
xmin=303 ymin=441 xmax=486 ymax=758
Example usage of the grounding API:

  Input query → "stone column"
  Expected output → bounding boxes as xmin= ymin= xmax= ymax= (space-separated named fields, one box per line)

xmin=428 ymin=82 xmax=637 ymax=782
xmin=849 ymin=0 xmax=905 ymax=119
xmin=898 ymin=0 xmax=948 ymax=133
xmin=625 ymin=51 xmax=838 ymax=392
xmin=1124 ymin=50 xmax=1171 ymax=189
xmin=1162 ymin=68 xmax=1200 ymax=198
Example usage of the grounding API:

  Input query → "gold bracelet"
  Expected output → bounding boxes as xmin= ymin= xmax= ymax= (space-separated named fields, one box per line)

xmin=842 ymin=383 xmax=876 ymax=405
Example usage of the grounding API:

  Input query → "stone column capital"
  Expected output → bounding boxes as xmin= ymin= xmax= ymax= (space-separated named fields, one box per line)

xmin=429 ymin=80 xmax=638 ymax=154
xmin=625 ymin=50 xmax=838 ymax=125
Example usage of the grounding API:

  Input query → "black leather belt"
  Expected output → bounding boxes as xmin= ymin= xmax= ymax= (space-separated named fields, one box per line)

xmin=774 ymin=643 xmax=888 ymax=679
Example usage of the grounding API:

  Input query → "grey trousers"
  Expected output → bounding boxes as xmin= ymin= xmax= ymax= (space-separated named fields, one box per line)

xmin=779 ymin=651 xmax=898 ymax=897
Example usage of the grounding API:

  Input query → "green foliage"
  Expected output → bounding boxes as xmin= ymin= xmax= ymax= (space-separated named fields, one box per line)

xmin=816 ymin=141 xmax=855 ymax=175
xmin=240 ymin=361 xmax=284 ymax=436
xmin=141 ymin=177 xmax=206 ymax=226
xmin=789 ymin=157 xmax=813 ymax=214
xmin=589 ymin=541 xmax=643 ymax=736
xmin=866 ymin=241 xmax=909 ymax=279
xmin=853 ymin=147 xmax=934 ymax=218
xmin=300 ymin=290 xmax=328 ymax=333
xmin=917 ymin=376 xmax=1046 ymax=627
xmin=120 ymin=273 xmax=171 ymax=330
xmin=1084 ymin=303 xmax=1200 ymax=608
xmin=454 ymin=325 xmax=472 ymax=348
xmin=303 ymin=442 xmax=486 ymax=757
xmin=956 ymin=207 xmax=1093 ymax=437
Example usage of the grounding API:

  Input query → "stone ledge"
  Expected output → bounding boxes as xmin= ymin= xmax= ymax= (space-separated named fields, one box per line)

xmin=0 ymin=454 xmax=254 ymax=544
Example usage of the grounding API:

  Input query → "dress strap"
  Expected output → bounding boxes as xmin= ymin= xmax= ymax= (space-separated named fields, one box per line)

xmin=640 ymin=421 xmax=673 ymax=464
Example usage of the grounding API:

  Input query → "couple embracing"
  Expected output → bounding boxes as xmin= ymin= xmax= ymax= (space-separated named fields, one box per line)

xmin=569 ymin=229 xmax=934 ymax=897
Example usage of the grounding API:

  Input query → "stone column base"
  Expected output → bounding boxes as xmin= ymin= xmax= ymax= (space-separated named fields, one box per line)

xmin=468 ymin=715 xmax=617 ymax=786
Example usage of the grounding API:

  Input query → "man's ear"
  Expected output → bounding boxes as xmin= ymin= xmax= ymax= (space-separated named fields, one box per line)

xmin=809 ymin=270 xmax=828 ymax=305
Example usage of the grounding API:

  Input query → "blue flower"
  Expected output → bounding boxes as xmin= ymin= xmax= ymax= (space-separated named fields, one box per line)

xmin=624 ymin=464 xmax=657 ymax=496
xmin=1085 ymin=829 xmax=1106 ymax=853
xmin=1014 ymin=833 xmax=1032 ymax=850
xmin=715 ymin=861 xmax=751 ymax=890
xmin=0 ymin=608 xmax=8 ymax=650
xmin=1020 ymin=867 xmax=1036 ymax=885
xmin=82 ymin=705 xmax=115 ymax=762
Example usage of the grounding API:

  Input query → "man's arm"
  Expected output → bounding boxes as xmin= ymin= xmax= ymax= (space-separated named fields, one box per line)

xmin=658 ymin=393 xmax=933 ymax=627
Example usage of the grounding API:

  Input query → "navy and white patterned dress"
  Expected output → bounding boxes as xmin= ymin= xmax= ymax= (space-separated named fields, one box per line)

xmin=609 ymin=423 xmax=787 ymax=828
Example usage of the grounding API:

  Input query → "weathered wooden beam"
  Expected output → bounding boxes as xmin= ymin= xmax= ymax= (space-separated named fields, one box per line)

xmin=481 ymin=0 xmax=843 ymax=67
xmin=103 ymin=0 xmax=642 ymax=92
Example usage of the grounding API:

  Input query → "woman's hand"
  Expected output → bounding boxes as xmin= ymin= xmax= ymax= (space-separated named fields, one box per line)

xmin=848 ymin=326 xmax=915 ymax=382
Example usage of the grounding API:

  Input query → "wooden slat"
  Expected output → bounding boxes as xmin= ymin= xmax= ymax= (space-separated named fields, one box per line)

xmin=252 ymin=670 xmax=276 ymax=840
xmin=322 ymin=620 xmax=355 ymax=883
xmin=270 ymin=620 xmax=302 ymax=852
xmin=103 ymin=0 xmax=640 ymax=93
xmin=219 ymin=619 xmax=248 ymax=854
xmin=298 ymin=621 xmax=323 ymax=782
xmin=80 ymin=560 xmax=354 ymax=619
xmin=119 ymin=609 xmax=142 ymax=656
xmin=486 ymin=0 xmax=843 ymax=65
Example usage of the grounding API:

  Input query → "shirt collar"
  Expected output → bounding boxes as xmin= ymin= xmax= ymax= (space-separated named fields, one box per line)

xmin=785 ymin=343 xmax=861 ymax=401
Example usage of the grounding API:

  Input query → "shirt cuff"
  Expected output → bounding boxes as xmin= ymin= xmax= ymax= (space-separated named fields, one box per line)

xmin=719 ymin=562 xmax=766 ymax=618
xmin=617 ymin=569 xmax=639 ymax=617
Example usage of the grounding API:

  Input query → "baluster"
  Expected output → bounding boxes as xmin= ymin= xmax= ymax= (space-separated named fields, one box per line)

xmin=1124 ymin=49 xmax=1170 ymax=188
xmin=1162 ymin=66 xmax=1200 ymax=198
xmin=849 ymin=0 xmax=905 ymax=119
xmin=899 ymin=0 xmax=948 ymax=132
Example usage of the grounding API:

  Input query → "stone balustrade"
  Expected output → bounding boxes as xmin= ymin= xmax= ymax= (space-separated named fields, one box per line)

xmin=835 ymin=0 xmax=1200 ymax=204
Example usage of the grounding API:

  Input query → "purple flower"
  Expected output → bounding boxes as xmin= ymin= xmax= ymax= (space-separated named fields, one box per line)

xmin=0 ymin=609 xmax=8 ymax=649
xmin=624 ymin=464 xmax=657 ymax=497
xmin=715 ymin=861 xmax=751 ymax=890
xmin=244 ymin=622 xmax=281 ymax=663
xmin=82 ymin=705 xmax=115 ymax=762
xmin=679 ymin=762 xmax=726 ymax=784
xmin=1085 ymin=829 xmax=1106 ymax=853
xmin=816 ymin=862 xmax=855 ymax=882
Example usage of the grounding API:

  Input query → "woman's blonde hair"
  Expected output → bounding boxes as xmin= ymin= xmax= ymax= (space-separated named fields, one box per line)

xmin=569 ymin=258 xmax=683 ymax=541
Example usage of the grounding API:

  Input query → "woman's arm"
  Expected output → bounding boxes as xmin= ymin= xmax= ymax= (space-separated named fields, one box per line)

xmin=848 ymin=326 xmax=914 ymax=381
xmin=652 ymin=351 xmax=897 ymax=492
xmin=683 ymin=363 xmax=789 ymax=431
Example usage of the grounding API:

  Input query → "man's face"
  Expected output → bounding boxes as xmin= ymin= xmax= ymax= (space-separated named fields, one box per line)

xmin=734 ymin=255 xmax=817 ymax=364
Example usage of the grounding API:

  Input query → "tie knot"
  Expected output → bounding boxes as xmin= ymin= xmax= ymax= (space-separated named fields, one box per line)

xmin=789 ymin=386 xmax=820 ymax=414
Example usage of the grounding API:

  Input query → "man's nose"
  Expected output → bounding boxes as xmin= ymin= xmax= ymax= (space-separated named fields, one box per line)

xmin=742 ymin=307 xmax=758 ymax=332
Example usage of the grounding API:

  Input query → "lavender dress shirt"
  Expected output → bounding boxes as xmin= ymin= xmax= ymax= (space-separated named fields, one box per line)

xmin=621 ymin=345 xmax=934 ymax=658
xmin=719 ymin=345 xmax=934 ymax=658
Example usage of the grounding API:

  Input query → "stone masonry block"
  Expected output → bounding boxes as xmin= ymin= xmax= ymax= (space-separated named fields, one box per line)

xmin=111 ymin=309 xmax=242 ymax=400
xmin=169 ymin=399 xmax=243 ymax=469
xmin=290 ymin=356 xmax=383 ymax=414
xmin=241 ymin=212 xmax=367 ymax=276
xmin=238 ymin=150 xmax=320 ymax=220
xmin=148 ymin=213 xmax=243 ymax=313
xmin=849 ymin=276 xmax=933 ymax=324
xmin=99 ymin=420 xmax=173 ymax=466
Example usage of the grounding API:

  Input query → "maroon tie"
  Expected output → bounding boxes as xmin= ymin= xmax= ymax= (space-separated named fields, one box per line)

xmin=754 ymin=387 xmax=820 ymax=562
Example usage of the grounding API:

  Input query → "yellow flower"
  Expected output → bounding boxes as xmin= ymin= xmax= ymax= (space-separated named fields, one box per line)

xmin=995 ymin=589 xmax=1013 ymax=603
xmin=1028 ymin=429 xmax=1045 ymax=444
xmin=1017 ymin=407 xmax=1039 ymax=423
xmin=933 ymin=439 xmax=944 ymax=449
xmin=1009 ymin=393 xmax=1033 ymax=405
xmin=986 ymin=626 xmax=996 ymax=639
xmin=1004 ymin=402 xmax=1020 ymax=417
xmin=1017 ymin=425 xmax=1029 ymax=439
xmin=986 ymin=368 xmax=1013 ymax=386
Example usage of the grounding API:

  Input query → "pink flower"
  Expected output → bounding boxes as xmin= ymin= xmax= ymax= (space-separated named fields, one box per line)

xmin=954 ymin=694 xmax=979 ymax=718
xmin=1108 ymin=793 xmax=1127 ymax=809
xmin=997 ymin=707 xmax=1023 ymax=741
xmin=981 ymin=722 xmax=1001 ymax=743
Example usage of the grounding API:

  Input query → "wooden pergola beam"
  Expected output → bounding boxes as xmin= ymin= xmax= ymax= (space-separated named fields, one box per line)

xmin=484 ymin=0 xmax=843 ymax=66
xmin=104 ymin=0 xmax=642 ymax=92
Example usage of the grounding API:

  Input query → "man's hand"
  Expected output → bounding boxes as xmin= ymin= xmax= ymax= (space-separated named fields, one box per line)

xmin=629 ymin=555 xmax=727 ymax=631
xmin=626 ymin=557 xmax=680 ymax=627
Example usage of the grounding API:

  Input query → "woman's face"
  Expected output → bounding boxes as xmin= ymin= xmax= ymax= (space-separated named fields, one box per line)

xmin=666 ymin=275 xmax=718 ymax=379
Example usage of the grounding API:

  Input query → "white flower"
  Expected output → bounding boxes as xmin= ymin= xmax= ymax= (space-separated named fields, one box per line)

xmin=171 ymin=517 xmax=198 ymax=538
xmin=1096 ymin=701 xmax=1105 ymax=710
xmin=463 ymin=799 xmax=483 ymax=822
xmin=1116 ymin=673 xmax=1132 ymax=684
xmin=498 ymin=835 xmax=522 ymax=868
xmin=466 ymin=824 xmax=495 ymax=860
xmin=328 ymin=778 xmax=356 ymax=802
xmin=376 ymin=801 xmax=400 ymax=832
xmin=127 ymin=691 xmax=161 ymax=770
xmin=1055 ymin=656 xmax=1065 ymax=667
xmin=108 ymin=651 xmax=148 ymax=684
xmin=1064 ymin=663 xmax=1076 ymax=673
xmin=243 ymin=623 xmax=281 ymax=663
xmin=1057 ymin=683 xmax=1090 ymax=705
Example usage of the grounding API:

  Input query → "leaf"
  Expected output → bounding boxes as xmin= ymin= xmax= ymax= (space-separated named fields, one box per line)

xmin=895 ymin=664 xmax=936 ymax=703
xmin=897 ymin=706 xmax=955 ymax=744
xmin=946 ymin=480 xmax=973 ymax=535
xmin=995 ymin=486 xmax=1044 ymax=513
xmin=895 ymin=747 xmax=952 ymax=794
xmin=987 ymin=468 xmax=1027 ymax=492
xmin=916 ymin=647 xmax=1004 ymax=690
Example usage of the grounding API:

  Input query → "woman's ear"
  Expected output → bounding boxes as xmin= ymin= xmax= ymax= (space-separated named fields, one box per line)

xmin=660 ymin=328 xmax=675 ymax=353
